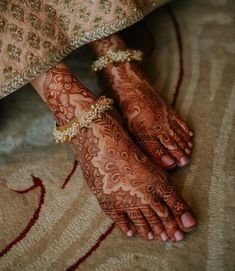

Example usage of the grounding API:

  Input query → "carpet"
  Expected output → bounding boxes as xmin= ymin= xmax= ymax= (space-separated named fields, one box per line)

xmin=0 ymin=0 xmax=234 ymax=270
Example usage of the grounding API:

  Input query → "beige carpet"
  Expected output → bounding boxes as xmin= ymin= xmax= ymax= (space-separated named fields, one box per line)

xmin=0 ymin=0 xmax=235 ymax=270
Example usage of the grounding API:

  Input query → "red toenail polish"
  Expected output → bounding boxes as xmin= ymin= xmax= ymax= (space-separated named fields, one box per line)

xmin=148 ymin=232 xmax=154 ymax=240
xmin=161 ymin=232 xmax=168 ymax=241
xmin=127 ymin=230 xmax=133 ymax=237
xmin=181 ymin=212 xmax=196 ymax=228
xmin=174 ymin=230 xmax=184 ymax=241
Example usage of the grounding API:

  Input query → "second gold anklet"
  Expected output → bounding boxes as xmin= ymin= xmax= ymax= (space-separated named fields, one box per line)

xmin=91 ymin=49 xmax=143 ymax=71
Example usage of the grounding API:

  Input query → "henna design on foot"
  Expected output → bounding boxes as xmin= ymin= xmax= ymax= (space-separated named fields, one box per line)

xmin=42 ymin=63 xmax=196 ymax=241
xmin=90 ymin=35 xmax=194 ymax=169
xmin=72 ymin=114 xmax=196 ymax=240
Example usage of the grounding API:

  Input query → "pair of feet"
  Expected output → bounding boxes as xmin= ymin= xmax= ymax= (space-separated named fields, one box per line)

xmin=41 ymin=33 xmax=196 ymax=241
xmin=70 ymin=59 xmax=196 ymax=241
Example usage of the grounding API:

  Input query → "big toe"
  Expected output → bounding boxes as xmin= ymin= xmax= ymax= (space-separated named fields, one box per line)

xmin=161 ymin=155 xmax=176 ymax=168
xmin=181 ymin=212 xmax=197 ymax=229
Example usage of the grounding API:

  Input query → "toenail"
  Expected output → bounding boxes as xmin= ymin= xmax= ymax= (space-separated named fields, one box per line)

xmin=127 ymin=230 xmax=133 ymax=237
xmin=161 ymin=155 xmax=175 ymax=166
xmin=174 ymin=230 xmax=184 ymax=241
xmin=160 ymin=232 xmax=168 ymax=241
xmin=178 ymin=157 xmax=189 ymax=167
xmin=188 ymin=142 xmax=193 ymax=148
xmin=148 ymin=232 xmax=154 ymax=240
xmin=185 ymin=148 xmax=191 ymax=155
xmin=181 ymin=212 xmax=196 ymax=228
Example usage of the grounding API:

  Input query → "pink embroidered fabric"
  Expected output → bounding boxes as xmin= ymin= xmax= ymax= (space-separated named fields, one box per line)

xmin=0 ymin=0 xmax=168 ymax=99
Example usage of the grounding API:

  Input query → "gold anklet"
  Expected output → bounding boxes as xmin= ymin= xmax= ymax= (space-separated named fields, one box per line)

xmin=91 ymin=49 xmax=143 ymax=71
xmin=53 ymin=96 xmax=114 ymax=143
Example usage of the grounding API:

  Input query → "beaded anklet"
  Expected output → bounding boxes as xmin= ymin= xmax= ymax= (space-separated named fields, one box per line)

xmin=53 ymin=96 xmax=113 ymax=143
xmin=91 ymin=49 xmax=143 ymax=71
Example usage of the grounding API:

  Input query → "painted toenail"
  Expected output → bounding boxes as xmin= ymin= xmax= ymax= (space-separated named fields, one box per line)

xmin=185 ymin=148 xmax=191 ymax=154
xmin=161 ymin=232 xmax=168 ymax=241
xmin=161 ymin=155 xmax=175 ymax=166
xmin=188 ymin=142 xmax=193 ymax=148
xmin=178 ymin=157 xmax=189 ymax=167
xmin=174 ymin=230 xmax=184 ymax=241
xmin=127 ymin=230 xmax=133 ymax=237
xmin=181 ymin=212 xmax=196 ymax=228
xmin=148 ymin=232 xmax=154 ymax=240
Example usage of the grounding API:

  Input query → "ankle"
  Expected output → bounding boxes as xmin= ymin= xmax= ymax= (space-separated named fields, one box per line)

xmin=42 ymin=63 xmax=97 ymax=126
xmin=90 ymin=34 xmax=127 ymax=57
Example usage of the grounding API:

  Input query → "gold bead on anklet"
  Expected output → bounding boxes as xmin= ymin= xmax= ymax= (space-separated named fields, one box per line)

xmin=91 ymin=49 xmax=143 ymax=71
xmin=53 ymin=96 xmax=113 ymax=143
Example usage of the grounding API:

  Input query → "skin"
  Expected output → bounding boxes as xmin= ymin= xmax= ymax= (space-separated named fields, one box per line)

xmin=31 ymin=63 xmax=196 ymax=241
xmin=90 ymin=34 xmax=194 ymax=169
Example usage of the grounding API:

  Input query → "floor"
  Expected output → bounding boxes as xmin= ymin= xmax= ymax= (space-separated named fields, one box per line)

xmin=0 ymin=0 xmax=235 ymax=270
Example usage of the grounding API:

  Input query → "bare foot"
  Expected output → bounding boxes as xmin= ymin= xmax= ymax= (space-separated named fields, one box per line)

xmin=34 ymin=63 xmax=196 ymax=241
xmin=90 ymin=35 xmax=193 ymax=169
xmin=103 ymin=62 xmax=193 ymax=169
xmin=71 ymin=113 xmax=196 ymax=241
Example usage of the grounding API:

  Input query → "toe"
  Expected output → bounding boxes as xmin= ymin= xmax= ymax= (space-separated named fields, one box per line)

xmin=169 ymin=122 xmax=189 ymax=152
xmin=127 ymin=209 xmax=153 ymax=240
xmin=161 ymin=155 xmax=177 ymax=169
xmin=180 ymin=211 xmax=197 ymax=229
xmin=141 ymin=207 xmax=166 ymax=241
xmin=174 ymin=230 xmax=184 ymax=241
xmin=137 ymin=136 xmax=176 ymax=169
xmin=160 ymin=231 xmax=168 ymax=241
xmin=174 ymin=125 xmax=193 ymax=153
xmin=150 ymin=196 xmax=180 ymax=240
xmin=188 ymin=142 xmax=193 ymax=148
xmin=158 ymin=133 xmax=189 ymax=167
xmin=110 ymin=211 xmax=136 ymax=237
xmin=158 ymin=177 xmax=197 ymax=231
xmin=174 ymin=115 xmax=193 ymax=137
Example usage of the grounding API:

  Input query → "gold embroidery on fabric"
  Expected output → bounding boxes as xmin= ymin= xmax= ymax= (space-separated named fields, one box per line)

xmin=0 ymin=17 xmax=5 ymax=32
xmin=114 ymin=6 xmax=127 ymax=19
xmin=45 ymin=5 xmax=57 ymax=21
xmin=3 ymin=66 xmax=18 ymax=80
xmin=0 ymin=2 xmax=144 ymax=98
xmin=99 ymin=0 xmax=112 ymax=14
xmin=43 ymin=41 xmax=53 ymax=49
xmin=93 ymin=17 xmax=103 ymax=27
xmin=6 ymin=44 xmax=22 ymax=62
xmin=10 ymin=4 xmax=24 ymax=21
xmin=8 ymin=24 xmax=24 ymax=41
xmin=64 ymin=0 xmax=75 ymax=13
xmin=27 ymin=32 xmax=40 ymax=49
xmin=0 ymin=0 xmax=8 ymax=12
xmin=26 ymin=0 xmax=41 ymax=12
xmin=29 ymin=14 xmax=41 ymax=30
xmin=57 ymin=32 xmax=68 ymax=46
xmin=120 ymin=0 xmax=128 ymax=4
xmin=78 ymin=7 xmax=90 ymax=22
xmin=25 ymin=52 xmax=40 ymax=66
xmin=73 ymin=25 xmax=84 ymax=36
xmin=42 ymin=22 xmax=55 ymax=38
xmin=58 ymin=15 xmax=70 ymax=30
